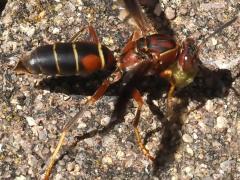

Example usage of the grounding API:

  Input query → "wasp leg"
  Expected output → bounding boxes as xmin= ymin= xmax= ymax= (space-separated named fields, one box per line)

xmin=69 ymin=26 xmax=85 ymax=42
xmin=122 ymin=30 xmax=142 ymax=54
xmin=44 ymin=70 xmax=122 ymax=178
xmin=160 ymin=69 xmax=175 ymax=114
xmin=132 ymin=89 xmax=155 ymax=161
xmin=87 ymin=68 xmax=122 ymax=105
xmin=44 ymin=107 xmax=87 ymax=180
xmin=70 ymin=25 xmax=99 ymax=43
xmin=44 ymin=132 xmax=66 ymax=180
xmin=87 ymin=25 xmax=99 ymax=43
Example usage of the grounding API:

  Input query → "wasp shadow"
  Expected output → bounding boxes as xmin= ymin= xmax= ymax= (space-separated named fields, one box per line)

xmin=144 ymin=66 xmax=236 ymax=176
xmin=36 ymin=70 xmax=121 ymax=96
xmin=39 ymin=64 xmax=236 ymax=176
xmin=0 ymin=0 xmax=7 ymax=15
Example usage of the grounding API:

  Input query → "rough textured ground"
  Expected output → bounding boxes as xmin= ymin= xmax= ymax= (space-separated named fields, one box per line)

xmin=0 ymin=0 xmax=239 ymax=179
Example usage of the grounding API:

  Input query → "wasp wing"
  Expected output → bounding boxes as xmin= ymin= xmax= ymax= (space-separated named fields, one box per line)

xmin=122 ymin=0 xmax=151 ymax=34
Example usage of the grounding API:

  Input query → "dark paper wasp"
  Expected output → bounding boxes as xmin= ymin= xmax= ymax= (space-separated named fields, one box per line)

xmin=14 ymin=0 xmax=238 ymax=179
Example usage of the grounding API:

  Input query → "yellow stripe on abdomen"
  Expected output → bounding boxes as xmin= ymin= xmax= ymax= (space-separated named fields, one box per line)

xmin=72 ymin=43 xmax=79 ymax=73
xmin=53 ymin=44 xmax=61 ymax=74
xmin=98 ymin=43 xmax=105 ymax=69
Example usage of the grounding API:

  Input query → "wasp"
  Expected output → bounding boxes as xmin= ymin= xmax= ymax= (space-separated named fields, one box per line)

xmin=15 ymin=0 xmax=238 ymax=179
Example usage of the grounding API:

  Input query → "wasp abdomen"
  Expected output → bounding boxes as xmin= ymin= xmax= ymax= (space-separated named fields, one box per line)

xmin=15 ymin=42 xmax=115 ymax=76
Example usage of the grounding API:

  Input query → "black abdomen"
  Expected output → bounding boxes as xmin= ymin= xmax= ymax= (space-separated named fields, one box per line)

xmin=23 ymin=42 xmax=115 ymax=76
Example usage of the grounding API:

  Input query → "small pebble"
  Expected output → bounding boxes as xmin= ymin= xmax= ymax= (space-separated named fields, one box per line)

xmin=200 ymin=2 xmax=226 ymax=11
xmin=63 ymin=95 xmax=70 ymax=101
xmin=15 ymin=175 xmax=26 ymax=180
xmin=76 ymin=0 xmax=83 ymax=6
xmin=182 ymin=134 xmax=193 ymax=143
xmin=67 ymin=162 xmax=75 ymax=172
xmin=116 ymin=150 xmax=125 ymax=160
xmin=186 ymin=146 xmax=194 ymax=156
xmin=83 ymin=111 xmax=92 ymax=118
xmin=102 ymin=156 xmax=113 ymax=165
xmin=212 ymin=141 xmax=221 ymax=148
xmin=192 ymin=133 xmax=198 ymax=139
xmin=183 ymin=166 xmax=194 ymax=178
xmin=16 ymin=105 xmax=22 ymax=110
xmin=100 ymin=116 xmax=110 ymax=126
xmin=77 ymin=122 xmax=87 ymax=129
xmin=174 ymin=152 xmax=182 ymax=161
xmin=215 ymin=116 xmax=228 ymax=129
xmin=55 ymin=174 xmax=63 ymax=180
xmin=26 ymin=116 xmax=37 ymax=126
xmin=27 ymin=155 xmax=38 ymax=167
xmin=211 ymin=38 xmax=218 ymax=46
xmin=220 ymin=160 xmax=235 ymax=172
xmin=179 ymin=6 xmax=188 ymax=15
xmin=73 ymin=164 xmax=81 ymax=175
xmin=118 ymin=9 xmax=128 ymax=21
xmin=165 ymin=7 xmax=176 ymax=20
xmin=171 ymin=176 xmax=178 ymax=180
xmin=38 ymin=128 xmax=48 ymax=141
xmin=52 ymin=27 xmax=60 ymax=34
xmin=205 ymin=100 xmax=214 ymax=112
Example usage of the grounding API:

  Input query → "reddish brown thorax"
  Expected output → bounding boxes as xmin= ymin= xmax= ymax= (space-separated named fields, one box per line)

xmin=119 ymin=49 xmax=141 ymax=70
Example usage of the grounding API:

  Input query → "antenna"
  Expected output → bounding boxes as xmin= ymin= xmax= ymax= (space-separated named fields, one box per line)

xmin=198 ymin=13 xmax=239 ymax=49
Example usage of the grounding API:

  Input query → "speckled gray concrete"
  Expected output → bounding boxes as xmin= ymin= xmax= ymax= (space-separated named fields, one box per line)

xmin=0 ymin=0 xmax=239 ymax=179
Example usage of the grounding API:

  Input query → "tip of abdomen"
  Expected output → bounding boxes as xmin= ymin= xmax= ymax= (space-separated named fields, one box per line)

xmin=14 ymin=60 xmax=30 ymax=74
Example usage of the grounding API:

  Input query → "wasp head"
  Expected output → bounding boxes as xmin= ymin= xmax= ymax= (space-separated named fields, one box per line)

xmin=170 ymin=38 xmax=199 ymax=89
xmin=178 ymin=38 xmax=199 ymax=73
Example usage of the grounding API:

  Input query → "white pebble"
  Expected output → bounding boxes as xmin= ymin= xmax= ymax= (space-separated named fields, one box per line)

xmin=101 ymin=116 xmax=110 ymax=126
xmin=0 ymin=144 xmax=2 ymax=153
xmin=116 ymin=150 xmax=125 ymax=160
xmin=52 ymin=27 xmax=60 ymax=34
xmin=102 ymin=156 xmax=113 ymax=165
xmin=183 ymin=166 xmax=194 ymax=178
xmin=15 ymin=175 xmax=26 ymax=180
xmin=186 ymin=146 xmax=194 ymax=156
xmin=165 ymin=7 xmax=176 ymax=20
xmin=211 ymin=38 xmax=218 ymax=46
xmin=26 ymin=116 xmax=37 ymax=126
xmin=182 ymin=134 xmax=193 ymax=143
xmin=205 ymin=100 xmax=214 ymax=112
xmin=215 ymin=116 xmax=228 ymax=129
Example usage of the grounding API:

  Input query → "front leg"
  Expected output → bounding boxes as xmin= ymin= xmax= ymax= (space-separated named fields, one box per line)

xmin=160 ymin=69 xmax=175 ymax=114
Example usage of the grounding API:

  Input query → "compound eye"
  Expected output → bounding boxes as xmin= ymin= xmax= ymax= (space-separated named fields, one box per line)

xmin=188 ymin=43 xmax=196 ymax=57
xmin=178 ymin=38 xmax=198 ymax=72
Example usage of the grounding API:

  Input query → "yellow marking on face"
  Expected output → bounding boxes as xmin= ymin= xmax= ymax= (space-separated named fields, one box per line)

xmin=72 ymin=43 xmax=79 ymax=73
xmin=53 ymin=44 xmax=61 ymax=73
xmin=98 ymin=43 xmax=105 ymax=69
